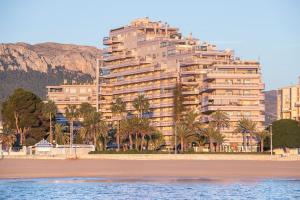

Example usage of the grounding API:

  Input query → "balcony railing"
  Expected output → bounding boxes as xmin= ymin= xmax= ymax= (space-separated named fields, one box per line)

xmin=113 ymin=72 xmax=177 ymax=86
xmin=204 ymin=72 xmax=261 ymax=81
xmin=102 ymin=65 xmax=162 ymax=78
xmin=113 ymin=83 xmax=176 ymax=94
xmin=200 ymin=83 xmax=264 ymax=93
xmin=208 ymin=94 xmax=265 ymax=100
xmin=201 ymin=104 xmax=265 ymax=113
xmin=202 ymin=115 xmax=265 ymax=122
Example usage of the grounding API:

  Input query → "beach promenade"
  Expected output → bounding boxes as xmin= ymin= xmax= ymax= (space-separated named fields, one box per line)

xmin=1 ymin=155 xmax=300 ymax=180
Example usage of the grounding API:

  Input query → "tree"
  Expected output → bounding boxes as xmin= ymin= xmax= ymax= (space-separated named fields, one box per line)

xmin=111 ymin=97 xmax=126 ymax=151
xmin=132 ymin=95 xmax=151 ymax=151
xmin=1 ymin=88 xmax=46 ymax=146
xmin=148 ymin=131 xmax=165 ymax=150
xmin=272 ymin=119 xmax=300 ymax=148
xmin=54 ymin=123 xmax=64 ymax=145
xmin=0 ymin=127 xmax=16 ymax=152
xmin=173 ymin=83 xmax=185 ymax=153
xmin=235 ymin=118 xmax=257 ymax=152
xmin=139 ymin=118 xmax=155 ymax=151
xmin=96 ymin=120 xmax=109 ymax=151
xmin=201 ymin=122 xmax=219 ymax=152
xmin=176 ymin=110 xmax=202 ymax=152
xmin=255 ymin=130 xmax=269 ymax=152
xmin=211 ymin=110 xmax=230 ymax=131
xmin=65 ymin=105 xmax=79 ymax=153
xmin=42 ymin=100 xmax=57 ymax=144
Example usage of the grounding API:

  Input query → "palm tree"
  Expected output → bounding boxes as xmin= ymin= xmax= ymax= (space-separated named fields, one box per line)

xmin=149 ymin=131 xmax=165 ymax=150
xmin=255 ymin=130 xmax=269 ymax=152
xmin=201 ymin=122 xmax=219 ymax=152
xmin=96 ymin=120 xmax=109 ymax=151
xmin=132 ymin=94 xmax=150 ymax=151
xmin=235 ymin=118 xmax=257 ymax=152
xmin=214 ymin=131 xmax=226 ymax=152
xmin=173 ymin=83 xmax=185 ymax=153
xmin=210 ymin=110 xmax=229 ymax=151
xmin=132 ymin=94 xmax=150 ymax=118
xmin=54 ymin=123 xmax=64 ymax=145
xmin=111 ymin=97 xmax=126 ymax=151
xmin=139 ymin=118 xmax=155 ymax=151
xmin=42 ymin=100 xmax=57 ymax=144
xmin=177 ymin=110 xmax=202 ymax=152
xmin=65 ymin=105 xmax=79 ymax=154
xmin=211 ymin=110 xmax=230 ymax=131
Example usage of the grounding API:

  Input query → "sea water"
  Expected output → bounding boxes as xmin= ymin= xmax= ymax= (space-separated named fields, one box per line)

xmin=0 ymin=177 xmax=299 ymax=200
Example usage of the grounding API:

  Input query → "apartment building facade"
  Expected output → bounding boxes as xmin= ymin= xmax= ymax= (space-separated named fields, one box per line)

xmin=97 ymin=18 xmax=265 ymax=150
xmin=46 ymin=84 xmax=97 ymax=114
xmin=277 ymin=84 xmax=300 ymax=121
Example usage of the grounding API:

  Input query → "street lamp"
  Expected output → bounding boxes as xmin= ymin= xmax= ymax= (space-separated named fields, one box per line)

xmin=269 ymin=124 xmax=273 ymax=156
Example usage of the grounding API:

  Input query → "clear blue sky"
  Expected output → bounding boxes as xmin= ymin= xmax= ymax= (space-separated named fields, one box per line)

xmin=0 ymin=0 xmax=299 ymax=90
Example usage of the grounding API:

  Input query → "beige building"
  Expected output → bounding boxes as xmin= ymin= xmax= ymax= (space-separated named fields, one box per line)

xmin=277 ymin=84 xmax=300 ymax=121
xmin=46 ymin=84 xmax=97 ymax=114
xmin=97 ymin=18 xmax=265 ymax=150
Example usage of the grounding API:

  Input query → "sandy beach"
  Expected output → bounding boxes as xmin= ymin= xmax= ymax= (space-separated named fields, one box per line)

xmin=1 ymin=159 xmax=300 ymax=180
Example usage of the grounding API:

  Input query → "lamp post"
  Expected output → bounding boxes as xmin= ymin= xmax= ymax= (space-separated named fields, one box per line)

xmin=270 ymin=124 xmax=273 ymax=156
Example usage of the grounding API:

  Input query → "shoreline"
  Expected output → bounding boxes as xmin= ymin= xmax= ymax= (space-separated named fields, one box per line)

xmin=1 ymin=159 xmax=300 ymax=180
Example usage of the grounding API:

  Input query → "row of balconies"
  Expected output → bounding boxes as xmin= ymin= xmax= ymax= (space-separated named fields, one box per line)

xmin=101 ymin=65 xmax=162 ymax=78
xmin=103 ymin=51 xmax=135 ymax=62
xmin=112 ymin=72 xmax=177 ymax=86
xmin=201 ymin=104 xmax=265 ymax=113
xmin=102 ymin=60 xmax=140 ymax=70
xmin=202 ymin=115 xmax=265 ymax=123
xmin=113 ymin=83 xmax=176 ymax=95
xmin=207 ymin=94 xmax=265 ymax=101
xmin=116 ymin=93 xmax=174 ymax=102
xmin=200 ymin=83 xmax=265 ymax=93
xmin=204 ymin=72 xmax=261 ymax=81
xmin=103 ymin=36 xmax=122 ymax=45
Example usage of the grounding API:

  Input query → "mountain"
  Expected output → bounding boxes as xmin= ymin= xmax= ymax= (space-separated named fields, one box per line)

xmin=264 ymin=90 xmax=278 ymax=125
xmin=0 ymin=42 xmax=101 ymax=103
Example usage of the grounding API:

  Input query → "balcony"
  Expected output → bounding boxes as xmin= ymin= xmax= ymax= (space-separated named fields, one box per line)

xmin=202 ymin=115 xmax=265 ymax=122
xmin=102 ymin=65 xmax=162 ymax=78
xmin=113 ymin=72 xmax=177 ymax=86
xmin=201 ymin=104 xmax=265 ymax=113
xmin=113 ymin=83 xmax=176 ymax=95
xmin=102 ymin=60 xmax=140 ymax=70
xmin=204 ymin=72 xmax=261 ymax=81
xmin=182 ymin=90 xmax=199 ymax=95
xmin=183 ymin=100 xmax=200 ymax=105
xmin=126 ymin=102 xmax=174 ymax=111
xmin=208 ymin=94 xmax=265 ymax=101
xmin=200 ymin=83 xmax=265 ymax=93
xmin=103 ymin=37 xmax=113 ymax=45
xmin=120 ymin=93 xmax=174 ymax=102
xmin=151 ymin=121 xmax=174 ymax=127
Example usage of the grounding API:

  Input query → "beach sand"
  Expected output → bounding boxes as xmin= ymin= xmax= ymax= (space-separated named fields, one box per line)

xmin=1 ymin=159 xmax=300 ymax=180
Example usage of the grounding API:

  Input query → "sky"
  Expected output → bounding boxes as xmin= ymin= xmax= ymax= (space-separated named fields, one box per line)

xmin=0 ymin=0 xmax=299 ymax=90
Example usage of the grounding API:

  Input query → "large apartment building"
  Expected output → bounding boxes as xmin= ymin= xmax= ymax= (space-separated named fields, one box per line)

xmin=277 ymin=83 xmax=300 ymax=121
xmin=97 ymin=18 xmax=265 ymax=150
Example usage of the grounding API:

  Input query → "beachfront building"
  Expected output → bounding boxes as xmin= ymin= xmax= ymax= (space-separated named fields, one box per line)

xmin=277 ymin=83 xmax=300 ymax=121
xmin=97 ymin=18 xmax=265 ymax=150
xmin=46 ymin=84 xmax=97 ymax=114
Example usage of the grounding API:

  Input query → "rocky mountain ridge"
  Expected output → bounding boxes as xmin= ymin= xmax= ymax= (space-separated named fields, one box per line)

xmin=0 ymin=42 xmax=101 ymax=76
